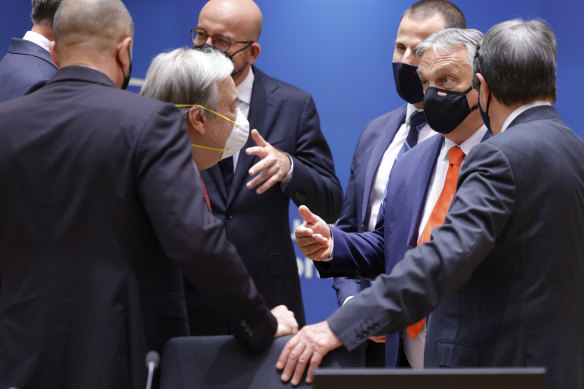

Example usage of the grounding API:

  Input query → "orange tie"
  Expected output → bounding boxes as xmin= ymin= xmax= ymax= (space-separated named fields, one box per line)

xmin=406 ymin=146 xmax=465 ymax=339
xmin=199 ymin=176 xmax=212 ymax=212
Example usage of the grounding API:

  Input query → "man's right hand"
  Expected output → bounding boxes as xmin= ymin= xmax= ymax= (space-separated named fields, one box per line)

xmin=295 ymin=205 xmax=332 ymax=261
xmin=271 ymin=305 xmax=299 ymax=338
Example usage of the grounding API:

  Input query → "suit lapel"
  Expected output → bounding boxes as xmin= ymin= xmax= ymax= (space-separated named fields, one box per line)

xmin=227 ymin=67 xmax=282 ymax=206
xmin=360 ymin=106 xmax=407 ymax=228
xmin=406 ymin=135 xmax=444 ymax=247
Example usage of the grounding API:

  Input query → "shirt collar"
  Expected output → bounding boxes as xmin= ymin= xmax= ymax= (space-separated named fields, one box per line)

xmin=23 ymin=30 xmax=51 ymax=52
xmin=406 ymin=103 xmax=424 ymax=125
xmin=443 ymin=124 xmax=488 ymax=156
xmin=500 ymin=101 xmax=552 ymax=133
xmin=236 ymin=66 xmax=254 ymax=106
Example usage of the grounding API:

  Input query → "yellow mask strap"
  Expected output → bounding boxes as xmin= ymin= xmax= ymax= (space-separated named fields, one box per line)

xmin=175 ymin=104 xmax=238 ymax=128
xmin=192 ymin=144 xmax=228 ymax=152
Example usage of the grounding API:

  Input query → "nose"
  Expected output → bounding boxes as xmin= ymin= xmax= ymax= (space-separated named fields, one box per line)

xmin=205 ymin=36 xmax=214 ymax=46
xmin=402 ymin=48 xmax=419 ymax=66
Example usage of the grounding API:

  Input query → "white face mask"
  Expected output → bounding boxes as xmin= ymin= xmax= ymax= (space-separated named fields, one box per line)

xmin=221 ymin=107 xmax=249 ymax=160
xmin=177 ymin=104 xmax=250 ymax=160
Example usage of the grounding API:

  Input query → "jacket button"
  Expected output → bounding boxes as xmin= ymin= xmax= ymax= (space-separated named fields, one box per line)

xmin=226 ymin=214 xmax=233 ymax=220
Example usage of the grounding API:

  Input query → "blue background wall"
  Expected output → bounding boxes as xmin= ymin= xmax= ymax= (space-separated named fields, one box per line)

xmin=2 ymin=1 xmax=583 ymax=324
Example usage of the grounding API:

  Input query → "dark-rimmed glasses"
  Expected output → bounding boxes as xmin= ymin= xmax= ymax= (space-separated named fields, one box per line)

xmin=190 ymin=28 xmax=253 ymax=52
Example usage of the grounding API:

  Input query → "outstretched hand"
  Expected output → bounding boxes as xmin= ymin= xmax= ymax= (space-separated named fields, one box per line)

xmin=271 ymin=305 xmax=299 ymax=338
xmin=276 ymin=321 xmax=342 ymax=385
xmin=295 ymin=205 xmax=332 ymax=261
xmin=246 ymin=130 xmax=292 ymax=194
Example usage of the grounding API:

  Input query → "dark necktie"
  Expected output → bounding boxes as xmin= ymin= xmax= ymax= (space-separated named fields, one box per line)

xmin=396 ymin=110 xmax=426 ymax=160
xmin=219 ymin=156 xmax=234 ymax=192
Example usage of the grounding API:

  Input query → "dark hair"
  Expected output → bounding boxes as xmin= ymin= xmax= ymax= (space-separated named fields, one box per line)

xmin=31 ymin=0 xmax=63 ymax=25
xmin=473 ymin=19 xmax=557 ymax=105
xmin=403 ymin=0 xmax=467 ymax=29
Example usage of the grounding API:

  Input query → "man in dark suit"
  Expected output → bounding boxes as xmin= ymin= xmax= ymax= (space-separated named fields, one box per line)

xmin=192 ymin=0 xmax=343 ymax=328
xmin=0 ymin=1 xmax=297 ymax=388
xmin=0 ymin=0 xmax=62 ymax=102
xmin=278 ymin=19 xmax=584 ymax=389
xmin=332 ymin=0 xmax=466 ymax=367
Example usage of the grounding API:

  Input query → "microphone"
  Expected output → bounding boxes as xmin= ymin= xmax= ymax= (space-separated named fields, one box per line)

xmin=145 ymin=350 xmax=160 ymax=389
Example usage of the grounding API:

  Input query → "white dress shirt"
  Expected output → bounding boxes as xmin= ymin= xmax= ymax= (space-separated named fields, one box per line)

xmin=23 ymin=31 xmax=51 ymax=52
xmin=401 ymin=124 xmax=488 ymax=369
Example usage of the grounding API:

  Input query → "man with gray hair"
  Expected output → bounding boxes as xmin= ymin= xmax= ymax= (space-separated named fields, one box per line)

xmin=0 ymin=0 xmax=62 ymax=102
xmin=278 ymin=20 xmax=584 ymax=389
xmin=0 ymin=1 xmax=296 ymax=388
xmin=279 ymin=27 xmax=487 ymax=382
xmin=141 ymin=48 xmax=296 ymax=337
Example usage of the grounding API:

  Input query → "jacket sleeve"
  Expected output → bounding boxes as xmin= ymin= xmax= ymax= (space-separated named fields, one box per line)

xmin=282 ymin=94 xmax=343 ymax=223
xmin=326 ymin=142 xmax=516 ymax=351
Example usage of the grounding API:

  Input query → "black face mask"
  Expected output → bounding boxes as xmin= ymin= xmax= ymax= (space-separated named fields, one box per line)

xmin=118 ymin=46 xmax=132 ymax=90
xmin=423 ymin=86 xmax=478 ymax=134
xmin=478 ymin=88 xmax=492 ymax=132
xmin=392 ymin=62 xmax=424 ymax=104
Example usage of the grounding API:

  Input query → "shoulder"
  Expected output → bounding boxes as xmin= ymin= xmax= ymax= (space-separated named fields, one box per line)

xmin=357 ymin=105 xmax=408 ymax=143
xmin=253 ymin=66 xmax=312 ymax=100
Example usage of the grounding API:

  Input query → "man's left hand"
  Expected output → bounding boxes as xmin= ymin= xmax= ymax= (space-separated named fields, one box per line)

xmin=276 ymin=321 xmax=342 ymax=386
xmin=246 ymin=129 xmax=291 ymax=194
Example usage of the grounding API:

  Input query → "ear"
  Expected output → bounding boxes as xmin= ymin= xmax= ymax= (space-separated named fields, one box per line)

xmin=247 ymin=42 xmax=261 ymax=65
xmin=49 ymin=41 xmax=60 ymax=68
xmin=117 ymin=37 xmax=133 ymax=71
xmin=475 ymin=72 xmax=490 ymax=105
xmin=188 ymin=107 xmax=206 ymax=136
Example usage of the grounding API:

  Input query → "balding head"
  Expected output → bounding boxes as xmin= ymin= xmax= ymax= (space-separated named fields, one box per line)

xmin=200 ymin=0 xmax=262 ymax=41
xmin=53 ymin=0 xmax=133 ymax=61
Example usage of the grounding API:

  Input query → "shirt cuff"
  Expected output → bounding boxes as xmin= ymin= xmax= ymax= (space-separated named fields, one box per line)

xmin=279 ymin=153 xmax=294 ymax=191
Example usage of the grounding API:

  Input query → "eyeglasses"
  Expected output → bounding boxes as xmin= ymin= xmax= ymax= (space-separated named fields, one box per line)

xmin=190 ymin=28 xmax=253 ymax=52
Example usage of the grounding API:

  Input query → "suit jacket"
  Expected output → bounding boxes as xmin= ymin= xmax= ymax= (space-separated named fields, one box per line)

xmin=0 ymin=66 xmax=276 ymax=389
xmin=332 ymin=105 xmax=407 ymax=306
xmin=321 ymin=106 xmax=584 ymax=389
xmin=195 ymin=66 xmax=343 ymax=331
xmin=0 ymin=38 xmax=57 ymax=103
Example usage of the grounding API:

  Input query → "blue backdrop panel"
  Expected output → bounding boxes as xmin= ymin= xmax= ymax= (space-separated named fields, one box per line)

xmin=1 ymin=1 xmax=583 ymax=324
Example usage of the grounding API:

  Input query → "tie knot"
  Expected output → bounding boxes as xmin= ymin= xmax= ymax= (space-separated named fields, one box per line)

xmin=409 ymin=110 xmax=426 ymax=129
xmin=448 ymin=146 xmax=465 ymax=166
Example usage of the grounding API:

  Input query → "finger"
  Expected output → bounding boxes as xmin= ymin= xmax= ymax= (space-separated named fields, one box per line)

xmin=281 ymin=342 xmax=307 ymax=382
xmin=298 ymin=242 xmax=329 ymax=257
xmin=248 ymin=157 xmax=273 ymax=176
xmin=250 ymin=129 xmax=269 ymax=147
xmin=291 ymin=346 xmax=313 ymax=386
xmin=246 ymin=169 xmax=271 ymax=189
xmin=305 ymin=349 xmax=325 ymax=384
xmin=255 ymin=172 xmax=281 ymax=194
xmin=295 ymin=226 xmax=315 ymax=239
xmin=296 ymin=234 xmax=327 ymax=246
xmin=298 ymin=205 xmax=319 ymax=224
xmin=245 ymin=145 xmax=269 ymax=159
xmin=276 ymin=335 xmax=299 ymax=370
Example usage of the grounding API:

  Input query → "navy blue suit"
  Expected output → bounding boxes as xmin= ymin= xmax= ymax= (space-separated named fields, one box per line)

xmin=319 ymin=106 xmax=584 ymax=389
xmin=0 ymin=38 xmax=57 ymax=103
xmin=194 ymin=66 xmax=342 ymax=331
xmin=0 ymin=66 xmax=277 ymax=389
xmin=333 ymin=105 xmax=407 ymax=306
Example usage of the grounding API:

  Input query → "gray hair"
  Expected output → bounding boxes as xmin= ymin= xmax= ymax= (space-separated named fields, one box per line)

xmin=473 ymin=19 xmax=557 ymax=105
xmin=31 ymin=0 xmax=63 ymax=26
xmin=416 ymin=28 xmax=484 ymax=66
xmin=402 ymin=0 xmax=467 ymax=29
xmin=140 ymin=47 xmax=234 ymax=119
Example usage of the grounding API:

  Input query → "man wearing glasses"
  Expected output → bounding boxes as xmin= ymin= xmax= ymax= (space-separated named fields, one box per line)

xmin=189 ymin=0 xmax=343 ymax=333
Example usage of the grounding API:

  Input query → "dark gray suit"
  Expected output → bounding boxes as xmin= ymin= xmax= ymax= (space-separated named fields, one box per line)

xmin=0 ymin=66 xmax=276 ymax=389
xmin=321 ymin=106 xmax=584 ymax=389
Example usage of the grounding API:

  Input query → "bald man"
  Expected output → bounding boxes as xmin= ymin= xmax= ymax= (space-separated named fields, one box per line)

xmin=0 ymin=0 xmax=297 ymax=388
xmin=193 ymin=0 xmax=343 ymax=330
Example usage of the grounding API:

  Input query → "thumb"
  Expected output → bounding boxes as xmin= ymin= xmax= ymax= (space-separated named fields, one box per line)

xmin=251 ymin=129 xmax=268 ymax=147
xmin=298 ymin=205 xmax=319 ymax=224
